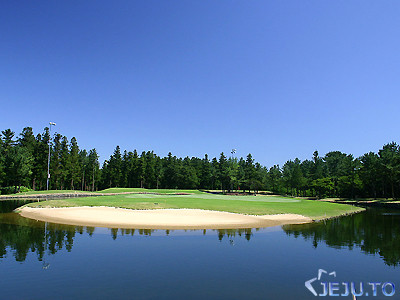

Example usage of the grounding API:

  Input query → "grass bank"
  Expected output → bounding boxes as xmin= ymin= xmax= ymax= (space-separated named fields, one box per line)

xmin=3 ymin=188 xmax=205 ymax=196
xmin=22 ymin=189 xmax=364 ymax=220
xmin=2 ymin=190 xmax=94 ymax=196
xmin=98 ymin=188 xmax=205 ymax=194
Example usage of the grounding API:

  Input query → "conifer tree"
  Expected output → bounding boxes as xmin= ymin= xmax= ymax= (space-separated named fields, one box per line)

xmin=68 ymin=137 xmax=81 ymax=189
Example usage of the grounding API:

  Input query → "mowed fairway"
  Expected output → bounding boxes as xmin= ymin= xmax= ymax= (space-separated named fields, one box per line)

xmin=23 ymin=189 xmax=364 ymax=220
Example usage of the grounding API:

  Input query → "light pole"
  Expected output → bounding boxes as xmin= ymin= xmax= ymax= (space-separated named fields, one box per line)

xmin=46 ymin=122 xmax=56 ymax=191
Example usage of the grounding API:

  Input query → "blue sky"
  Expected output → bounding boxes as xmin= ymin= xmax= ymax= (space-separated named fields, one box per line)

xmin=1 ymin=1 xmax=399 ymax=166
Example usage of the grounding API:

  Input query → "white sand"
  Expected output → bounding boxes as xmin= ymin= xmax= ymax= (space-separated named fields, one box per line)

xmin=18 ymin=207 xmax=312 ymax=229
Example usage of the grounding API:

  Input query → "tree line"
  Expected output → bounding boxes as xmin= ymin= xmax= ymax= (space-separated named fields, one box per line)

xmin=276 ymin=145 xmax=400 ymax=199
xmin=0 ymin=127 xmax=100 ymax=193
xmin=1 ymin=126 xmax=400 ymax=199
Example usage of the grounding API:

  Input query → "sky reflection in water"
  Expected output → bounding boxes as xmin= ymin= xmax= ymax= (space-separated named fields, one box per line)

xmin=0 ymin=201 xmax=399 ymax=299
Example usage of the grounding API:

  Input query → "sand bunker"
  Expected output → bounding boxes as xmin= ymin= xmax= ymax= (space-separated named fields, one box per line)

xmin=18 ymin=207 xmax=312 ymax=229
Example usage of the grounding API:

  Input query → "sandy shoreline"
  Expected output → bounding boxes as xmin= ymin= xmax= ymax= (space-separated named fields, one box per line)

xmin=18 ymin=207 xmax=313 ymax=229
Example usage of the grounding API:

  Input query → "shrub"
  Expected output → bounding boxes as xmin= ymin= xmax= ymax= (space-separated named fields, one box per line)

xmin=0 ymin=186 xmax=33 ymax=195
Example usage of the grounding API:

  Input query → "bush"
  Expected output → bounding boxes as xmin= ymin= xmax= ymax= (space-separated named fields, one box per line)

xmin=0 ymin=186 xmax=33 ymax=195
xmin=18 ymin=186 xmax=33 ymax=193
xmin=0 ymin=187 xmax=16 ymax=195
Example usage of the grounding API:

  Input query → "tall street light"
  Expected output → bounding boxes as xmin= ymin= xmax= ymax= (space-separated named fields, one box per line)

xmin=46 ymin=122 xmax=56 ymax=191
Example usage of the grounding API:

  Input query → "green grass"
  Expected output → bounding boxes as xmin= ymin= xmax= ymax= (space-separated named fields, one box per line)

xmin=22 ymin=191 xmax=364 ymax=220
xmin=2 ymin=187 xmax=204 ymax=196
xmin=98 ymin=188 xmax=204 ymax=194
xmin=2 ymin=190 xmax=94 ymax=196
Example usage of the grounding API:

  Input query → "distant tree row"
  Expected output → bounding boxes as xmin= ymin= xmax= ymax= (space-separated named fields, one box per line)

xmin=100 ymin=146 xmax=265 ymax=191
xmin=0 ymin=127 xmax=100 ymax=192
xmin=271 ymin=144 xmax=400 ymax=199
xmin=1 ymin=126 xmax=400 ymax=199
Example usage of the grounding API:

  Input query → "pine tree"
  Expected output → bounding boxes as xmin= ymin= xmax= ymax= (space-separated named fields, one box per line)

xmin=312 ymin=151 xmax=325 ymax=180
xmin=19 ymin=127 xmax=36 ymax=155
xmin=268 ymin=165 xmax=281 ymax=193
xmin=1 ymin=129 xmax=33 ymax=191
xmin=378 ymin=142 xmax=399 ymax=199
xmin=359 ymin=152 xmax=379 ymax=199
xmin=211 ymin=157 xmax=219 ymax=190
xmin=0 ymin=135 xmax=4 ymax=186
xmin=108 ymin=146 xmax=122 ymax=187
xmin=163 ymin=152 xmax=177 ymax=189
xmin=128 ymin=150 xmax=140 ymax=188
xmin=177 ymin=157 xmax=199 ymax=189
xmin=59 ymin=136 xmax=70 ymax=190
xmin=79 ymin=149 xmax=89 ymax=190
xmin=138 ymin=151 xmax=146 ymax=188
xmin=200 ymin=154 xmax=212 ymax=189
xmin=144 ymin=151 xmax=156 ymax=188
xmin=218 ymin=152 xmax=229 ymax=192
xmin=1 ymin=129 xmax=16 ymax=187
xmin=68 ymin=137 xmax=81 ymax=190
xmin=87 ymin=149 xmax=100 ymax=191
xmin=121 ymin=150 xmax=129 ymax=188
xmin=18 ymin=127 xmax=36 ymax=188
xmin=50 ymin=133 xmax=62 ymax=189
xmin=244 ymin=154 xmax=255 ymax=193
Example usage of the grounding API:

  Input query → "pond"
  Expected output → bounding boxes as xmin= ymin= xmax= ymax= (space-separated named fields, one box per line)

xmin=0 ymin=201 xmax=399 ymax=299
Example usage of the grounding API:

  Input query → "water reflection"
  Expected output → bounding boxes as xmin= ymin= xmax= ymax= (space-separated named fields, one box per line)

xmin=283 ymin=208 xmax=400 ymax=266
xmin=0 ymin=213 xmax=75 ymax=262
xmin=2 ymin=200 xmax=400 ymax=268
xmin=0 ymin=210 xmax=261 ymax=263
xmin=0 ymin=199 xmax=39 ymax=213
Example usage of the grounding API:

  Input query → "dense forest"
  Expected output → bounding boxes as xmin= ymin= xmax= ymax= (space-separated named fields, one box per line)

xmin=1 ymin=126 xmax=400 ymax=199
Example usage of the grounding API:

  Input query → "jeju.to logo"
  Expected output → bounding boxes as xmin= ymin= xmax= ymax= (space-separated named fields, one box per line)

xmin=305 ymin=269 xmax=395 ymax=297
xmin=305 ymin=269 xmax=336 ymax=296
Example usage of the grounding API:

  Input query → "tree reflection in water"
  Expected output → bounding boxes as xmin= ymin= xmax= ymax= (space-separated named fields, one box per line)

xmin=0 ymin=210 xmax=260 ymax=262
xmin=283 ymin=208 xmax=400 ymax=266
xmin=3 ymin=200 xmax=399 ymax=267
xmin=0 ymin=213 xmax=79 ymax=262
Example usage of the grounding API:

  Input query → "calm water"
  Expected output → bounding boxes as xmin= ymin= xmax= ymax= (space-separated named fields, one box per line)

xmin=0 ymin=201 xmax=399 ymax=299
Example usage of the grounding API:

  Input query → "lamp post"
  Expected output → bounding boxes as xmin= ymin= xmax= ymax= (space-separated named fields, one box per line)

xmin=46 ymin=122 xmax=56 ymax=191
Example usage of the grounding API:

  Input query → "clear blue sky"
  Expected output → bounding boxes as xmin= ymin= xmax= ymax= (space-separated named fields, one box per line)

xmin=1 ymin=1 xmax=400 ymax=167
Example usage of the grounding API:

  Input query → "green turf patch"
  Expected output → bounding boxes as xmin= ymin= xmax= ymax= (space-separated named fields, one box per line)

xmin=5 ymin=190 xmax=92 ymax=196
xmin=23 ymin=191 xmax=364 ymax=220
xmin=97 ymin=188 xmax=204 ymax=194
